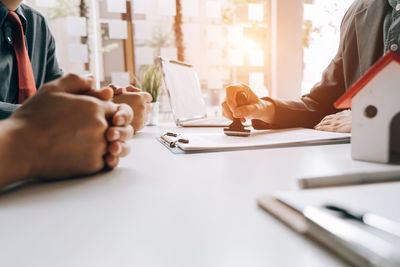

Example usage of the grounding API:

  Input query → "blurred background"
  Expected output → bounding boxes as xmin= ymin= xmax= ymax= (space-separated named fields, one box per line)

xmin=24 ymin=0 xmax=353 ymax=119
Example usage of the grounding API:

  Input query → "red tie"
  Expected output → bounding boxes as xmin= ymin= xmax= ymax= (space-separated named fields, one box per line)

xmin=7 ymin=11 xmax=36 ymax=104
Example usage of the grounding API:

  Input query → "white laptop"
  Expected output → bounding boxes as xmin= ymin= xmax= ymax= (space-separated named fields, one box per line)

xmin=159 ymin=57 xmax=231 ymax=127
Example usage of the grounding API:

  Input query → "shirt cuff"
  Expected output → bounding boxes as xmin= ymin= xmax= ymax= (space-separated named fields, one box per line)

xmin=0 ymin=102 xmax=21 ymax=120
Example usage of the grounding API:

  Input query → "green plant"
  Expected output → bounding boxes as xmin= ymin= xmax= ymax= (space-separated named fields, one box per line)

xmin=302 ymin=20 xmax=321 ymax=48
xmin=135 ymin=65 xmax=162 ymax=103
xmin=136 ymin=26 xmax=174 ymax=57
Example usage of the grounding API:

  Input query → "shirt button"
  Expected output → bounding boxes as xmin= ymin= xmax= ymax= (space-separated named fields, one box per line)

xmin=390 ymin=43 xmax=398 ymax=51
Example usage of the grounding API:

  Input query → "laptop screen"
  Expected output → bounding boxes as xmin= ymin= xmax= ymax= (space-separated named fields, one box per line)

xmin=160 ymin=59 xmax=207 ymax=122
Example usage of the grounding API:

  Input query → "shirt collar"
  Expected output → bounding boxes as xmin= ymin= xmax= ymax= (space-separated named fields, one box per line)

xmin=388 ymin=0 xmax=400 ymax=9
xmin=0 ymin=2 xmax=27 ymax=34
xmin=14 ymin=5 xmax=27 ymax=33
xmin=0 ymin=1 xmax=8 ymax=27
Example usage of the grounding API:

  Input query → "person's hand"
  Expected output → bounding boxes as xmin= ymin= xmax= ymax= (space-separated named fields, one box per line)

xmin=221 ymin=83 xmax=275 ymax=124
xmin=75 ymin=82 xmax=134 ymax=168
xmin=314 ymin=110 xmax=352 ymax=133
xmin=9 ymin=74 xmax=133 ymax=180
xmin=110 ymin=84 xmax=152 ymax=133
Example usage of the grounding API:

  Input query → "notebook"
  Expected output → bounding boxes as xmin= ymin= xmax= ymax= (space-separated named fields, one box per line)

xmin=258 ymin=182 xmax=400 ymax=266
xmin=159 ymin=57 xmax=231 ymax=127
xmin=158 ymin=128 xmax=351 ymax=153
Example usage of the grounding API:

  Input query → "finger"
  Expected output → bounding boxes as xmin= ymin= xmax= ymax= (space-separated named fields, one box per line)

xmin=314 ymin=124 xmax=332 ymax=132
xmin=233 ymin=104 xmax=260 ymax=118
xmin=125 ymin=85 xmax=142 ymax=93
xmin=106 ymin=125 xmax=134 ymax=142
xmin=86 ymin=87 xmax=114 ymax=101
xmin=108 ymin=141 xmax=122 ymax=156
xmin=225 ymin=84 xmax=245 ymax=110
xmin=109 ymin=84 xmax=118 ymax=91
xmin=133 ymin=117 xmax=146 ymax=134
xmin=221 ymin=101 xmax=234 ymax=120
xmin=102 ymin=101 xmax=120 ymax=121
xmin=140 ymin=92 xmax=153 ymax=103
xmin=105 ymin=154 xmax=119 ymax=169
xmin=55 ymin=73 xmax=94 ymax=94
xmin=109 ymin=84 xmax=125 ymax=95
xmin=112 ymin=104 xmax=134 ymax=126
xmin=107 ymin=141 xmax=131 ymax=157
xmin=119 ymin=142 xmax=131 ymax=157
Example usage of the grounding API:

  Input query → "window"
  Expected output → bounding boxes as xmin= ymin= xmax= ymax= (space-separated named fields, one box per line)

xmin=302 ymin=0 xmax=353 ymax=95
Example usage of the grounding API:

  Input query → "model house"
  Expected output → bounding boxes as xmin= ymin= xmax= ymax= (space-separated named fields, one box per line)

xmin=335 ymin=51 xmax=400 ymax=163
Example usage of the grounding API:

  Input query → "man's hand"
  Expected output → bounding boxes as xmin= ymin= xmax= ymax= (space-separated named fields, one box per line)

xmin=8 ymin=74 xmax=133 ymax=181
xmin=221 ymin=83 xmax=275 ymax=124
xmin=314 ymin=110 xmax=352 ymax=133
xmin=81 ymin=83 xmax=134 ymax=168
xmin=110 ymin=84 xmax=152 ymax=134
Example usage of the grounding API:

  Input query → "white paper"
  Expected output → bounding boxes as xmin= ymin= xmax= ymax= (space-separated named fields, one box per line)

xmin=206 ymin=1 xmax=222 ymax=19
xmin=66 ymin=17 xmax=87 ymax=37
xmin=132 ymin=0 xmax=152 ymax=15
xmin=107 ymin=0 xmax=127 ymax=13
xmin=249 ymin=72 xmax=266 ymax=97
xmin=248 ymin=3 xmax=264 ymax=21
xmin=161 ymin=48 xmax=177 ymax=60
xmin=158 ymin=0 xmax=176 ymax=16
xmin=228 ymin=49 xmax=244 ymax=66
xmin=108 ymin=20 xmax=128 ymax=39
xmin=182 ymin=0 xmax=200 ymax=17
xmin=35 ymin=0 xmax=57 ymax=7
xmin=228 ymin=26 xmax=243 ymax=43
xmin=135 ymin=47 xmax=154 ymax=66
xmin=134 ymin=21 xmax=153 ymax=40
xmin=248 ymin=50 xmax=264 ymax=67
xmin=68 ymin=44 xmax=88 ymax=63
xmin=111 ymin=72 xmax=131 ymax=86
xmin=206 ymin=25 xmax=222 ymax=43
xmin=174 ymin=128 xmax=351 ymax=151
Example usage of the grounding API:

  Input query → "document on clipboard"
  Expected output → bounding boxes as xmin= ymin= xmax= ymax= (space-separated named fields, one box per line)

xmin=158 ymin=128 xmax=351 ymax=153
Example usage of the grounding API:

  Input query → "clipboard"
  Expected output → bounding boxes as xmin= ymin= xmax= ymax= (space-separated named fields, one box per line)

xmin=157 ymin=128 xmax=351 ymax=154
xmin=257 ymin=182 xmax=400 ymax=266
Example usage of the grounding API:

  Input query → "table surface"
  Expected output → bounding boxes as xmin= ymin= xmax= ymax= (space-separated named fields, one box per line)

xmin=1 ymin=124 xmax=398 ymax=267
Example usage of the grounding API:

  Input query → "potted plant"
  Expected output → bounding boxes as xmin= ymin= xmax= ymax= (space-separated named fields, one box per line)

xmin=135 ymin=65 xmax=162 ymax=125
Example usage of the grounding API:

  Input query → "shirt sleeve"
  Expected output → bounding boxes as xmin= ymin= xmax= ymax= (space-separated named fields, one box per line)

xmin=0 ymin=102 xmax=20 ymax=120
xmin=44 ymin=25 xmax=64 ymax=83
xmin=252 ymin=5 xmax=355 ymax=130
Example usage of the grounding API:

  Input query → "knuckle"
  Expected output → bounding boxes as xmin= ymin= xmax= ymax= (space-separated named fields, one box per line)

xmin=136 ymin=104 xmax=145 ymax=112
xmin=85 ymin=98 xmax=101 ymax=111
xmin=127 ymin=125 xmax=134 ymax=138
xmin=64 ymin=73 xmax=81 ymax=83
xmin=93 ymin=117 xmax=108 ymax=130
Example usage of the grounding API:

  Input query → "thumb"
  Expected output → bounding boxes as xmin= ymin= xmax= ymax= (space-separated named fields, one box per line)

xmin=55 ymin=74 xmax=94 ymax=94
xmin=233 ymin=104 xmax=260 ymax=118
xmin=102 ymin=101 xmax=119 ymax=120
xmin=86 ymin=87 xmax=114 ymax=101
xmin=126 ymin=85 xmax=142 ymax=92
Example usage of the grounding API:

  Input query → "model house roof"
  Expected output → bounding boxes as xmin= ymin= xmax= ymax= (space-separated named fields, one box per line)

xmin=334 ymin=51 xmax=400 ymax=109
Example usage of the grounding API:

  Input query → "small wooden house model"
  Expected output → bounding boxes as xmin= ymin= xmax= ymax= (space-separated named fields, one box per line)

xmin=335 ymin=51 xmax=400 ymax=163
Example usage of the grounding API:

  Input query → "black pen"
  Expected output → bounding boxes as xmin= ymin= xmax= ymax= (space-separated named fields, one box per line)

xmin=324 ymin=205 xmax=400 ymax=239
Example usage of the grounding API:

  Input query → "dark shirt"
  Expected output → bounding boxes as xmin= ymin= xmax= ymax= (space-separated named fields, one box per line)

xmin=384 ymin=0 xmax=400 ymax=52
xmin=0 ymin=2 xmax=63 ymax=119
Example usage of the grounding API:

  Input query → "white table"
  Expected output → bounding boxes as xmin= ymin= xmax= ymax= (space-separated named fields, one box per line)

xmin=0 ymin=124 xmax=397 ymax=267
